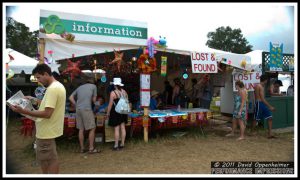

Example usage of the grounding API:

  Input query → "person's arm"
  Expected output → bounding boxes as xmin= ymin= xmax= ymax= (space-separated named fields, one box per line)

xmin=269 ymin=85 xmax=282 ymax=96
xmin=92 ymin=96 xmax=97 ymax=105
xmin=24 ymin=96 xmax=41 ymax=106
xmin=9 ymin=105 xmax=54 ymax=119
xmin=260 ymin=86 xmax=275 ymax=111
xmin=69 ymin=94 xmax=76 ymax=106
xmin=172 ymin=86 xmax=179 ymax=104
xmin=92 ymin=85 xmax=97 ymax=104
xmin=106 ymin=92 xmax=115 ymax=117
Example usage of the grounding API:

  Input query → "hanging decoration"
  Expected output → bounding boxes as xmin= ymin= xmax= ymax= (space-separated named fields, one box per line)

xmin=156 ymin=36 xmax=167 ymax=48
xmin=93 ymin=52 xmax=98 ymax=80
xmin=6 ymin=53 xmax=15 ymax=80
xmin=6 ymin=68 xmax=15 ymax=80
xmin=61 ymin=59 xmax=82 ymax=81
xmin=145 ymin=37 xmax=159 ymax=58
xmin=137 ymin=53 xmax=157 ymax=74
xmin=240 ymin=59 xmax=247 ymax=69
xmin=47 ymin=50 xmax=53 ymax=64
xmin=101 ymin=74 xmax=107 ymax=83
xmin=109 ymin=49 xmax=124 ymax=72
xmin=8 ymin=54 xmax=14 ymax=61
xmin=36 ymin=53 xmax=50 ymax=64
xmin=60 ymin=32 xmax=75 ymax=42
xmin=182 ymin=69 xmax=189 ymax=80
xmin=160 ymin=56 xmax=167 ymax=77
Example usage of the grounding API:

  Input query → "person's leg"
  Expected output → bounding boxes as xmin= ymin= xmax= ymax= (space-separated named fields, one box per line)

xmin=47 ymin=159 xmax=59 ymax=174
xmin=114 ymin=125 xmax=120 ymax=148
xmin=76 ymin=110 xmax=85 ymax=152
xmin=78 ymin=129 xmax=85 ymax=151
xmin=36 ymin=139 xmax=59 ymax=174
xmin=237 ymin=119 xmax=245 ymax=140
xmin=82 ymin=110 xmax=96 ymax=151
xmin=226 ymin=119 xmax=237 ymax=136
xmin=267 ymin=118 xmax=274 ymax=138
xmin=120 ymin=123 xmax=126 ymax=147
xmin=88 ymin=128 xmax=96 ymax=151
xmin=39 ymin=160 xmax=49 ymax=174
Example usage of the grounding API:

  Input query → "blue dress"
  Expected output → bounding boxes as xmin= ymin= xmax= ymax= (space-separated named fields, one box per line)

xmin=233 ymin=92 xmax=247 ymax=122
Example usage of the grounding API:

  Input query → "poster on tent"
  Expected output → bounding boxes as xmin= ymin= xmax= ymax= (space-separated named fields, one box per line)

xmin=269 ymin=42 xmax=283 ymax=71
xmin=140 ymin=74 xmax=150 ymax=107
xmin=232 ymin=71 xmax=261 ymax=91
xmin=190 ymin=52 xmax=217 ymax=73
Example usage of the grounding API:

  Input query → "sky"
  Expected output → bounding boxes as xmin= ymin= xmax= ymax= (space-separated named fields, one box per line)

xmin=3 ymin=2 xmax=297 ymax=54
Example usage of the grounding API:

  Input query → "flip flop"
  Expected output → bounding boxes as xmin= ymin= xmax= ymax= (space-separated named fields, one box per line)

xmin=237 ymin=137 xmax=245 ymax=141
xmin=80 ymin=149 xmax=87 ymax=153
xmin=88 ymin=148 xmax=101 ymax=154
xmin=225 ymin=133 xmax=234 ymax=137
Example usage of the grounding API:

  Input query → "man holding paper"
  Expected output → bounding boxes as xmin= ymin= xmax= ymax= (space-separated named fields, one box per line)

xmin=8 ymin=64 xmax=66 ymax=174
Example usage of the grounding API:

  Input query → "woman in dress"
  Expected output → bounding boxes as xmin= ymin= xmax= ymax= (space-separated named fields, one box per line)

xmin=226 ymin=80 xmax=247 ymax=140
xmin=106 ymin=77 xmax=128 ymax=150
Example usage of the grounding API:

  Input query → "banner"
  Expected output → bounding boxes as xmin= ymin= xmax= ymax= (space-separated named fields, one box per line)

xmin=161 ymin=56 xmax=167 ymax=77
xmin=190 ymin=52 xmax=217 ymax=73
xmin=232 ymin=71 xmax=261 ymax=91
xmin=269 ymin=42 xmax=283 ymax=71
xmin=39 ymin=9 xmax=147 ymax=45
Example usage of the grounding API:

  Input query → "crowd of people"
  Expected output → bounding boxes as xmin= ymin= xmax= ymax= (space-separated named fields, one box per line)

xmin=8 ymin=63 xmax=292 ymax=174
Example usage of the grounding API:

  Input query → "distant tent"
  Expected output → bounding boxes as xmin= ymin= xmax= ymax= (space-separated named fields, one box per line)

xmin=5 ymin=48 xmax=38 ymax=74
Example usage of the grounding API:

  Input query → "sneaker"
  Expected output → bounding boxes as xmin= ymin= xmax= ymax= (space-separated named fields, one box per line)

xmin=112 ymin=146 xmax=119 ymax=151
xmin=119 ymin=145 xmax=124 ymax=150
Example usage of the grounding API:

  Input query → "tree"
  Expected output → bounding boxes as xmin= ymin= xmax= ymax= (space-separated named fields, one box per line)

xmin=6 ymin=17 xmax=38 ymax=58
xmin=206 ymin=26 xmax=253 ymax=54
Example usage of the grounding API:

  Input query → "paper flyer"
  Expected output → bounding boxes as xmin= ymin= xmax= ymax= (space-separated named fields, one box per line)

xmin=6 ymin=90 xmax=37 ymax=121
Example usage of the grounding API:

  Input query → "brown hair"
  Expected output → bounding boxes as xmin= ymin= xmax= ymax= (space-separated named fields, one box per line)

xmin=235 ymin=80 xmax=245 ymax=88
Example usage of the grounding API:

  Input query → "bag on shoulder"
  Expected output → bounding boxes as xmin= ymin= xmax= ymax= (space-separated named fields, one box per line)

xmin=114 ymin=91 xmax=130 ymax=114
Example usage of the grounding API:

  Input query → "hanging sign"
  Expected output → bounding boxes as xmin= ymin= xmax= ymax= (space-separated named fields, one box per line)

xmin=269 ymin=42 xmax=283 ymax=71
xmin=190 ymin=52 xmax=217 ymax=73
xmin=232 ymin=71 xmax=261 ymax=91
xmin=140 ymin=74 xmax=150 ymax=107
xmin=161 ymin=56 xmax=167 ymax=77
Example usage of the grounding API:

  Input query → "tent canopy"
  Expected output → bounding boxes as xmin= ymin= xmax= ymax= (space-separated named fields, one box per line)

xmin=5 ymin=48 xmax=38 ymax=74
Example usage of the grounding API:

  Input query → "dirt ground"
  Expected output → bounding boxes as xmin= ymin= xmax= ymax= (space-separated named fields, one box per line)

xmin=5 ymin=117 xmax=294 ymax=175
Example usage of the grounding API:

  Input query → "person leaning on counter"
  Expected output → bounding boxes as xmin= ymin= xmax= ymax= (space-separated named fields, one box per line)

xmin=269 ymin=80 xmax=284 ymax=96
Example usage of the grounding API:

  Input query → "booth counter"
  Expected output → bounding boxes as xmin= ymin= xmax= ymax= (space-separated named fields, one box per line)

xmin=265 ymin=96 xmax=294 ymax=129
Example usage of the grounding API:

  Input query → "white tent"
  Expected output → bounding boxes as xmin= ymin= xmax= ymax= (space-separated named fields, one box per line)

xmin=5 ymin=48 xmax=38 ymax=74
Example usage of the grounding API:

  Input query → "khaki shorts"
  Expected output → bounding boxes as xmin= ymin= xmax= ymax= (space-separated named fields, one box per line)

xmin=36 ymin=138 xmax=58 ymax=162
xmin=76 ymin=109 xmax=96 ymax=130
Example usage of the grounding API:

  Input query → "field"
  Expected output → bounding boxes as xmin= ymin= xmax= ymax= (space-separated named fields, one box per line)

xmin=5 ymin=117 xmax=294 ymax=176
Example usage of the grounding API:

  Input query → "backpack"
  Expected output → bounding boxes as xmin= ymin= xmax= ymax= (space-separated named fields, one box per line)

xmin=114 ymin=90 xmax=130 ymax=114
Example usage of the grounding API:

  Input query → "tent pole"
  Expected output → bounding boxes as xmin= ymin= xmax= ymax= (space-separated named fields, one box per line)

xmin=143 ymin=107 xmax=149 ymax=143
xmin=39 ymin=38 xmax=45 ymax=64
